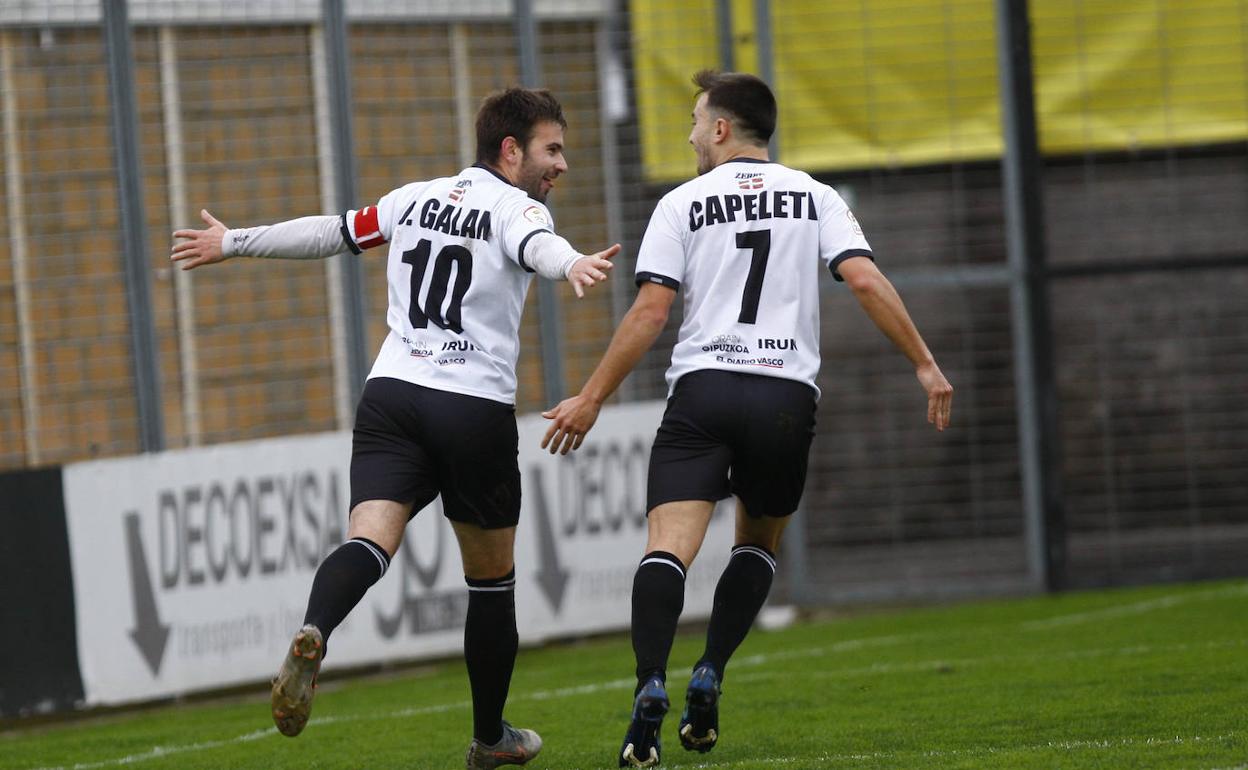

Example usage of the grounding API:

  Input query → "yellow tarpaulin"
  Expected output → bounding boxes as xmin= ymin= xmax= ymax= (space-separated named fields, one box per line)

xmin=632 ymin=0 xmax=1248 ymax=182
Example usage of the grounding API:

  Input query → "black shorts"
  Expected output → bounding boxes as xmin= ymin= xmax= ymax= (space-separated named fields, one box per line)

xmin=350 ymin=377 xmax=521 ymax=529
xmin=647 ymin=370 xmax=817 ymax=518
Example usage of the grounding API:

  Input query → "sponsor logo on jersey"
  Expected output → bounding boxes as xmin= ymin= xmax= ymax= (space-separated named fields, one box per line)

xmin=403 ymin=335 xmax=434 ymax=358
xmin=448 ymin=179 xmax=472 ymax=202
xmin=523 ymin=205 xmax=551 ymax=227
xmin=714 ymin=354 xmax=785 ymax=369
xmin=758 ymin=337 xmax=797 ymax=351
xmin=846 ymin=209 xmax=863 ymax=235
xmin=735 ymin=172 xmax=765 ymax=190
xmin=702 ymin=333 xmax=751 ymax=354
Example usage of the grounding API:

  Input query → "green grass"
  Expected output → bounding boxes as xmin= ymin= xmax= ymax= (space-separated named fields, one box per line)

xmin=3 ymin=579 xmax=1245 ymax=770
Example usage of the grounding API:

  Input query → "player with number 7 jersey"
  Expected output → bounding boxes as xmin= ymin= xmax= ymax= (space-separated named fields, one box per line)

xmin=635 ymin=157 xmax=870 ymax=397
xmin=539 ymin=71 xmax=951 ymax=768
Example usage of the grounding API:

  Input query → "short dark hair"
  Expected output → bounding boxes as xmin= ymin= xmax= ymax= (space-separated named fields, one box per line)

xmin=692 ymin=70 xmax=776 ymax=146
xmin=475 ymin=88 xmax=567 ymax=164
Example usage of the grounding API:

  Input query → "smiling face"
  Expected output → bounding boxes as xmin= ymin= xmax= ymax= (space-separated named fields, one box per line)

xmin=515 ymin=120 xmax=568 ymax=202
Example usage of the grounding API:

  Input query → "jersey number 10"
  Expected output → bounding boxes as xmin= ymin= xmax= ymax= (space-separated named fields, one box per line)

xmin=402 ymin=239 xmax=473 ymax=334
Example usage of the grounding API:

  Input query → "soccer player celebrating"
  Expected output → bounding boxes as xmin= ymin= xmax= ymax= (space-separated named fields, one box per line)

xmin=173 ymin=87 xmax=617 ymax=770
xmin=540 ymin=71 xmax=952 ymax=767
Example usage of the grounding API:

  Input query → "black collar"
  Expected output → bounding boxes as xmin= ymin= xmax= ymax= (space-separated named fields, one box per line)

xmin=472 ymin=162 xmax=514 ymax=186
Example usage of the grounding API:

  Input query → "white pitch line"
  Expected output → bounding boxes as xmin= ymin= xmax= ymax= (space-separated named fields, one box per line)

xmin=727 ymin=638 xmax=1248 ymax=685
xmin=25 ymin=729 xmax=274 ymax=770
xmin=19 ymin=632 xmax=917 ymax=770
xmin=668 ymin=732 xmax=1239 ymax=768
xmin=23 ymin=584 xmax=1246 ymax=770
xmin=1020 ymin=583 xmax=1248 ymax=631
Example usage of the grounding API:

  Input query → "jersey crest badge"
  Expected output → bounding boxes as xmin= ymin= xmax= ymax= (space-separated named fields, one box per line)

xmin=449 ymin=179 xmax=472 ymax=202
xmin=522 ymin=205 xmax=550 ymax=227
xmin=846 ymin=209 xmax=863 ymax=235
xmin=736 ymin=173 xmax=765 ymax=190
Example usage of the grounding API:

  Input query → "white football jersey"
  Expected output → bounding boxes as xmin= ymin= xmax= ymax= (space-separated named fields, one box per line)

xmin=341 ymin=165 xmax=555 ymax=404
xmin=636 ymin=159 xmax=872 ymax=398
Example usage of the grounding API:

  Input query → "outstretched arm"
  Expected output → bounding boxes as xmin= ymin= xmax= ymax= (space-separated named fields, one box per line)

xmin=837 ymin=256 xmax=953 ymax=431
xmin=171 ymin=209 xmax=348 ymax=270
xmin=524 ymin=232 xmax=619 ymax=297
xmin=541 ymin=282 xmax=676 ymax=454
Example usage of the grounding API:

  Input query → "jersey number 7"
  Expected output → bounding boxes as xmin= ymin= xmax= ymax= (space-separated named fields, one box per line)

xmin=403 ymin=239 xmax=473 ymax=334
xmin=736 ymin=229 xmax=771 ymax=324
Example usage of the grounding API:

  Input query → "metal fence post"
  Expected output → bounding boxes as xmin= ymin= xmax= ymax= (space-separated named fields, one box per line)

xmin=995 ymin=0 xmax=1065 ymax=591
xmin=1 ymin=31 xmax=41 ymax=465
xmin=754 ymin=0 xmax=779 ymax=160
xmin=102 ymin=0 xmax=164 ymax=453
xmin=716 ymin=0 xmax=734 ymax=71
xmin=514 ymin=0 xmax=567 ymax=407
xmin=322 ymin=0 xmax=370 ymax=410
xmin=596 ymin=17 xmax=628 ymax=330
xmin=158 ymin=26 xmax=202 ymax=447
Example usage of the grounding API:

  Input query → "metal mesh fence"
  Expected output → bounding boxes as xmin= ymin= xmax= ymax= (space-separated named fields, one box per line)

xmin=0 ymin=0 xmax=1244 ymax=599
xmin=1035 ymin=0 xmax=1248 ymax=586
xmin=2 ymin=26 xmax=138 ymax=464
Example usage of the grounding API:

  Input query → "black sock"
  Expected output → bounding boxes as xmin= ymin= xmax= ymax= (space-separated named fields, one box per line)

xmin=302 ymin=537 xmax=390 ymax=652
xmin=698 ymin=545 xmax=776 ymax=681
xmin=465 ymin=569 xmax=518 ymax=746
xmin=631 ymin=550 xmax=687 ymax=689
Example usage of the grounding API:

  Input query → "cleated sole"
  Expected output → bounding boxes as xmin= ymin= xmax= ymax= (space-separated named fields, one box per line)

xmin=619 ymin=681 xmax=668 ymax=768
xmin=620 ymin=742 xmax=660 ymax=767
xmin=270 ymin=625 xmax=323 ymax=737
xmin=679 ymin=668 xmax=720 ymax=753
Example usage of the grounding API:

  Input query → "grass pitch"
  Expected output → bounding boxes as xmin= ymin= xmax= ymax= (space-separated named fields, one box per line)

xmin=4 ymin=579 xmax=1244 ymax=769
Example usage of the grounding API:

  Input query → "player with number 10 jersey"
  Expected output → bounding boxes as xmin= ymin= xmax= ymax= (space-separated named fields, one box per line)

xmin=344 ymin=164 xmax=561 ymax=404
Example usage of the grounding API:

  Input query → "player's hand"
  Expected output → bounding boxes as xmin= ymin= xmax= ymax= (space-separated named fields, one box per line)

xmin=567 ymin=243 xmax=619 ymax=298
xmin=171 ymin=209 xmax=228 ymax=270
xmin=541 ymin=393 xmax=603 ymax=454
xmin=916 ymin=360 xmax=953 ymax=431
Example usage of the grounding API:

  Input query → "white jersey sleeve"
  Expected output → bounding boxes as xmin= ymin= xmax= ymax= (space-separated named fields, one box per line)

xmin=818 ymin=187 xmax=874 ymax=280
xmin=634 ymin=198 xmax=685 ymax=290
xmin=492 ymin=196 xmax=556 ymax=272
xmin=341 ymin=181 xmax=431 ymax=253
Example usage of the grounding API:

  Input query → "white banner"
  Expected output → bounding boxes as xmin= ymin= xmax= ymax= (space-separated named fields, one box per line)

xmin=61 ymin=401 xmax=734 ymax=706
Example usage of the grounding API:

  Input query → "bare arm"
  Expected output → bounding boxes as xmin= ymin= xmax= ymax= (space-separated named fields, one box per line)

xmin=541 ymin=282 xmax=677 ymax=454
xmin=838 ymin=256 xmax=953 ymax=430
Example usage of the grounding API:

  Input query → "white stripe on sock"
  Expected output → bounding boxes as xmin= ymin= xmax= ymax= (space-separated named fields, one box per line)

xmin=733 ymin=545 xmax=777 ymax=573
xmin=640 ymin=556 xmax=686 ymax=579
xmin=350 ymin=538 xmax=389 ymax=579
